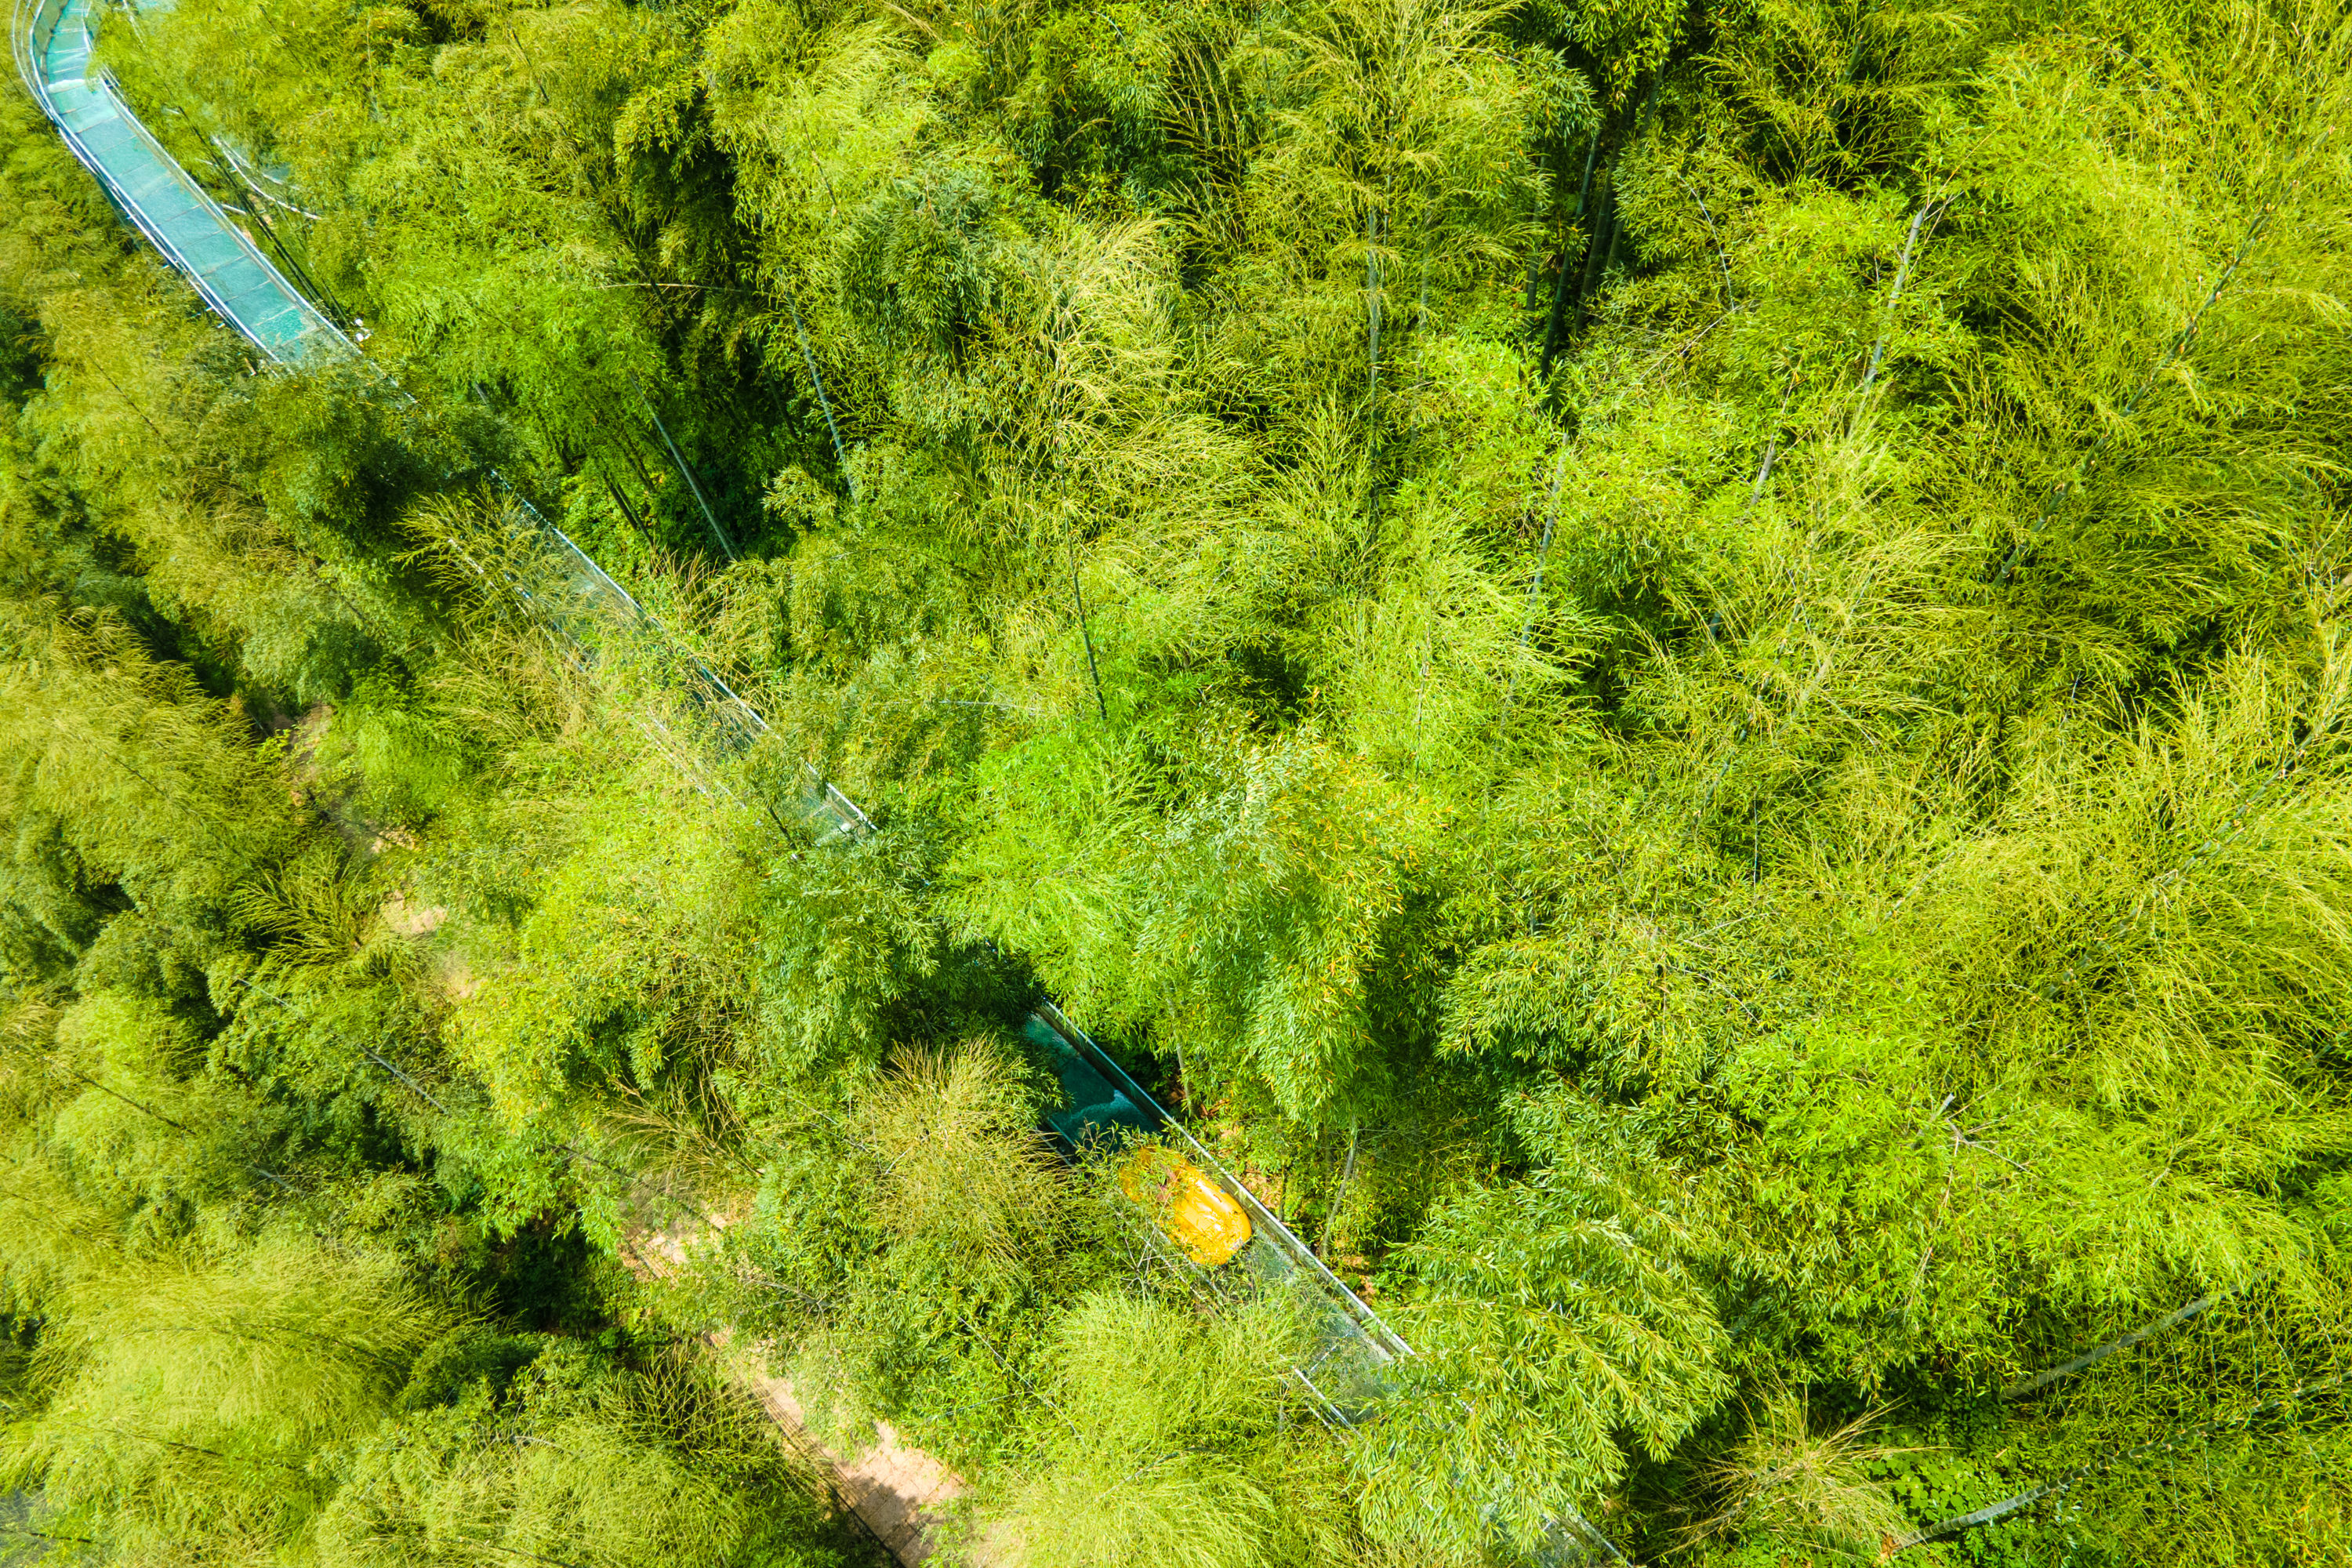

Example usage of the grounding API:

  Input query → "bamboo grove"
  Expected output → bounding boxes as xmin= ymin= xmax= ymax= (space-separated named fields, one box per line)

xmin=2 ymin=0 xmax=2350 ymax=1561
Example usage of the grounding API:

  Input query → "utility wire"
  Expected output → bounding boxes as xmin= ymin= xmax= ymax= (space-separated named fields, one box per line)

xmin=630 ymin=373 xmax=736 ymax=561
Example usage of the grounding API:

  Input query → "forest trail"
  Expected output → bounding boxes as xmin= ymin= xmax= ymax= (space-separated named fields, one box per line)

xmin=731 ymin=1352 xmax=975 ymax=1567
xmin=620 ymin=1218 xmax=989 ymax=1567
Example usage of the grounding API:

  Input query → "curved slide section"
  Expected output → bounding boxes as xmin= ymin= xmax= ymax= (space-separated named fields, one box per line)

xmin=11 ymin=0 xmax=344 ymax=361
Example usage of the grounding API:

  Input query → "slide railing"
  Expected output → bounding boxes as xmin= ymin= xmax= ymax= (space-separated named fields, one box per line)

xmin=1026 ymin=1000 xmax=1409 ymax=1419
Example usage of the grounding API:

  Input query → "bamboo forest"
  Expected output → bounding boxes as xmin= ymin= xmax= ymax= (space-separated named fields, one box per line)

xmin=1 ymin=0 xmax=2348 ymax=1559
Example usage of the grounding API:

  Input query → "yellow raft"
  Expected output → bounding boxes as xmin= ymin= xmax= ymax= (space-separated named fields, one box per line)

xmin=1117 ymin=1145 xmax=1253 ymax=1267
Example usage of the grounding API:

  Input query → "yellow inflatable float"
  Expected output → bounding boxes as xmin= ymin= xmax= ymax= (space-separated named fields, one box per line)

xmin=1117 ymin=1145 xmax=1253 ymax=1267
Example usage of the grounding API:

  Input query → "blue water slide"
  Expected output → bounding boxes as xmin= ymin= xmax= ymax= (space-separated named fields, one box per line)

xmin=12 ymin=0 xmax=345 ymax=362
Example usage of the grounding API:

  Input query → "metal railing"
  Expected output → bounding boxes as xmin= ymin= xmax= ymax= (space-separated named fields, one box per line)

xmin=1027 ymin=1004 xmax=1620 ymax=1563
xmin=1034 ymin=999 xmax=1410 ymax=1358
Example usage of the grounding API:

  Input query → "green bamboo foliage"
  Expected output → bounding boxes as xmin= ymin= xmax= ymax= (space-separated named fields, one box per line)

xmin=7 ymin=0 xmax=2352 ymax=1559
xmin=1365 ymin=1149 xmax=1730 ymax=1555
xmin=862 ymin=1044 xmax=1072 ymax=1291
xmin=0 ymin=596 xmax=298 ymax=927
xmin=0 ymin=1244 xmax=448 ymax=1556
xmin=1680 ymin=1387 xmax=1913 ymax=1561
xmin=314 ymin=1345 xmax=845 ymax=1568
xmin=985 ymin=1291 xmax=1346 ymax=1568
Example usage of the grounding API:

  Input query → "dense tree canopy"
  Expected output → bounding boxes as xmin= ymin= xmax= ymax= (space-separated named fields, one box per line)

xmin=3 ymin=0 xmax=2350 ymax=1561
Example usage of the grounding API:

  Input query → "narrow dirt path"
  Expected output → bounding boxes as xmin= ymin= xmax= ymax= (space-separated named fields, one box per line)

xmin=619 ymin=1221 xmax=983 ymax=1566
xmin=729 ymin=1347 xmax=970 ymax=1565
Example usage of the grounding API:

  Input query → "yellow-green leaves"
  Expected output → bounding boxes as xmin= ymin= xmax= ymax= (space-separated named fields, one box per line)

xmin=1370 ymin=1152 xmax=1729 ymax=1556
